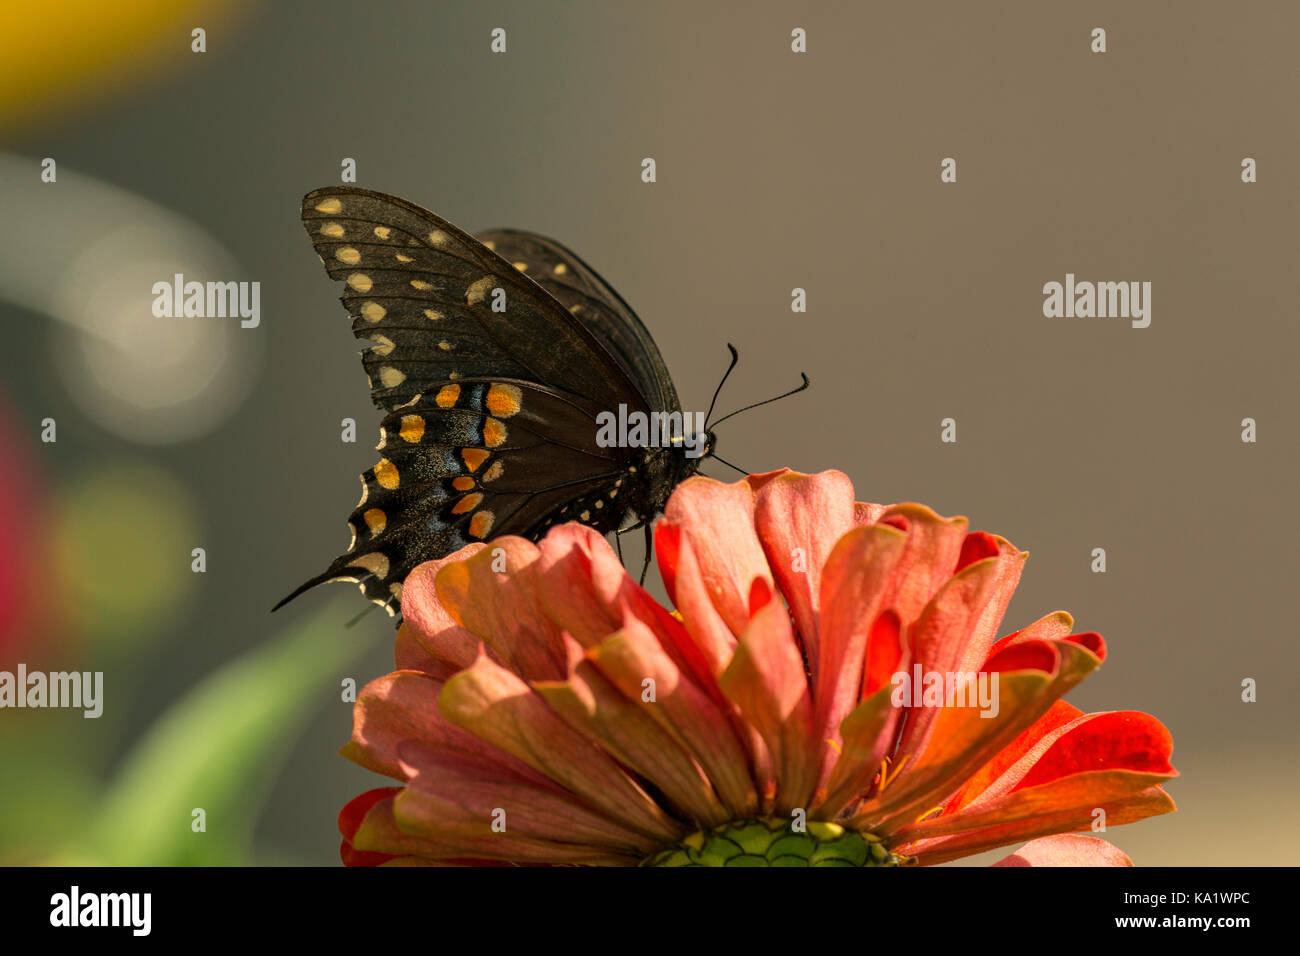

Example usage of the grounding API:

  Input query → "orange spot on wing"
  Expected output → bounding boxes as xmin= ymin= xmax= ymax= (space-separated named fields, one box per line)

xmin=486 ymin=383 xmax=523 ymax=417
xmin=374 ymin=459 xmax=399 ymax=489
xmin=399 ymin=415 xmax=425 ymax=443
xmin=469 ymin=511 xmax=495 ymax=538
xmin=483 ymin=418 xmax=507 ymax=447
xmin=451 ymin=493 xmax=483 ymax=515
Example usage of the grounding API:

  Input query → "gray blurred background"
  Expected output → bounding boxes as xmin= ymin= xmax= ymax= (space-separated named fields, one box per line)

xmin=0 ymin=0 xmax=1294 ymax=865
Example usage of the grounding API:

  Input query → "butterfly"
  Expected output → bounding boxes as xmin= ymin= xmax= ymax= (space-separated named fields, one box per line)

xmin=275 ymin=186 xmax=805 ymax=619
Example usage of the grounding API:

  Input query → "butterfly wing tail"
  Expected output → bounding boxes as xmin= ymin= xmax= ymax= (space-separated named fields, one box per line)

xmin=271 ymin=559 xmax=397 ymax=616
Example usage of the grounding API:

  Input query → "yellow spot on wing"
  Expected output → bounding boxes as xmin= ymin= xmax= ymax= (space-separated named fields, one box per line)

xmin=462 ymin=448 xmax=488 ymax=471
xmin=469 ymin=511 xmax=495 ymax=538
xmin=486 ymin=383 xmax=522 ymax=417
xmin=512 ymin=261 xmax=528 ymax=271
xmin=424 ymin=309 xmax=443 ymax=320
xmin=483 ymin=418 xmax=507 ymax=447
xmin=360 ymin=301 xmax=386 ymax=322
xmin=349 ymin=552 xmax=389 ymax=579
xmin=438 ymin=340 xmax=453 ymax=351
xmin=410 ymin=279 xmax=432 ymax=290
xmin=374 ymin=459 xmax=400 ymax=489
xmin=552 ymin=262 xmax=568 ymax=275
xmin=396 ymin=253 xmax=413 ymax=262
xmin=482 ymin=240 xmax=496 ymax=251
xmin=428 ymin=230 xmax=451 ymax=246
xmin=373 ymin=226 xmax=392 ymax=239
xmin=451 ymin=493 xmax=483 ymax=514
xmin=378 ymin=366 xmax=406 ymax=388
xmin=336 ymin=247 xmax=361 ymax=265
xmin=314 ymin=198 xmax=343 ymax=214
xmin=369 ymin=334 xmax=395 ymax=356
xmin=399 ymin=414 xmax=425 ymax=443
xmin=435 ymin=384 xmax=460 ymax=407
xmin=466 ymin=277 xmax=495 ymax=305
xmin=347 ymin=273 xmax=373 ymax=293
xmin=363 ymin=508 xmax=387 ymax=533
xmin=320 ymin=222 xmax=344 ymax=237
xmin=482 ymin=460 xmax=504 ymax=482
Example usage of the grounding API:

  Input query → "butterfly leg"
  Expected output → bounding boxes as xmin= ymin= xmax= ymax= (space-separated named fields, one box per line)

xmin=639 ymin=523 xmax=653 ymax=585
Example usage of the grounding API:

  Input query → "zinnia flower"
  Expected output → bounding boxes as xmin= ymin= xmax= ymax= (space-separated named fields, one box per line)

xmin=339 ymin=469 xmax=1176 ymax=866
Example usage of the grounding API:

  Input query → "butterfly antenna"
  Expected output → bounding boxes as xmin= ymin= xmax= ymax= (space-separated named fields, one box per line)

xmin=711 ymin=454 xmax=751 ymax=477
xmin=704 ymin=344 xmax=741 ymax=429
xmin=708 ymin=373 xmax=810 ymax=429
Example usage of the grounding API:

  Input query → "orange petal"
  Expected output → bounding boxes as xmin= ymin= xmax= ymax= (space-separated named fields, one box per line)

xmin=718 ymin=586 xmax=818 ymax=812
xmin=533 ymin=655 xmax=728 ymax=826
xmin=587 ymin=619 xmax=758 ymax=819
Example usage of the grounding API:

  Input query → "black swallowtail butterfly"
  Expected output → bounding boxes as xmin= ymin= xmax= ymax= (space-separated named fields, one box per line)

xmin=275 ymin=186 xmax=805 ymax=618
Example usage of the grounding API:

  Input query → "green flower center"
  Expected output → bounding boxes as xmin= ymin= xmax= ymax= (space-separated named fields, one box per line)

xmin=643 ymin=818 xmax=907 ymax=867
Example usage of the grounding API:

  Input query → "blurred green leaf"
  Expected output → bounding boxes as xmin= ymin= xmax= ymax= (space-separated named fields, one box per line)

xmin=90 ymin=600 xmax=371 ymax=865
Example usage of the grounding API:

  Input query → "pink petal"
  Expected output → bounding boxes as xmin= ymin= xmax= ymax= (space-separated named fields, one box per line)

xmin=873 ymin=503 xmax=969 ymax=625
xmin=660 ymin=475 xmax=772 ymax=636
xmin=434 ymin=537 xmax=568 ymax=682
xmin=752 ymin=469 xmax=857 ymax=677
xmin=812 ymin=523 xmax=907 ymax=783
xmin=401 ymin=545 xmax=488 ymax=672
xmin=532 ymin=655 xmax=728 ymax=826
xmin=656 ymin=524 xmax=740 ymax=679
xmin=395 ymin=741 xmax=660 ymax=856
xmin=438 ymin=654 xmax=684 ymax=842
xmin=717 ymin=581 xmax=818 ymax=813
xmin=587 ymin=619 xmax=758 ymax=819
xmin=992 ymin=834 xmax=1134 ymax=867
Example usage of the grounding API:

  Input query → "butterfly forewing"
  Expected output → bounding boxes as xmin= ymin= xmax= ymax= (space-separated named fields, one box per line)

xmin=301 ymin=188 xmax=646 ymax=413
xmin=474 ymin=229 xmax=682 ymax=416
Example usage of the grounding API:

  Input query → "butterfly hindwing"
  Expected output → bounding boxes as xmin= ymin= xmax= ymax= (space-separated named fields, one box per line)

xmin=275 ymin=378 xmax=636 ymax=615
